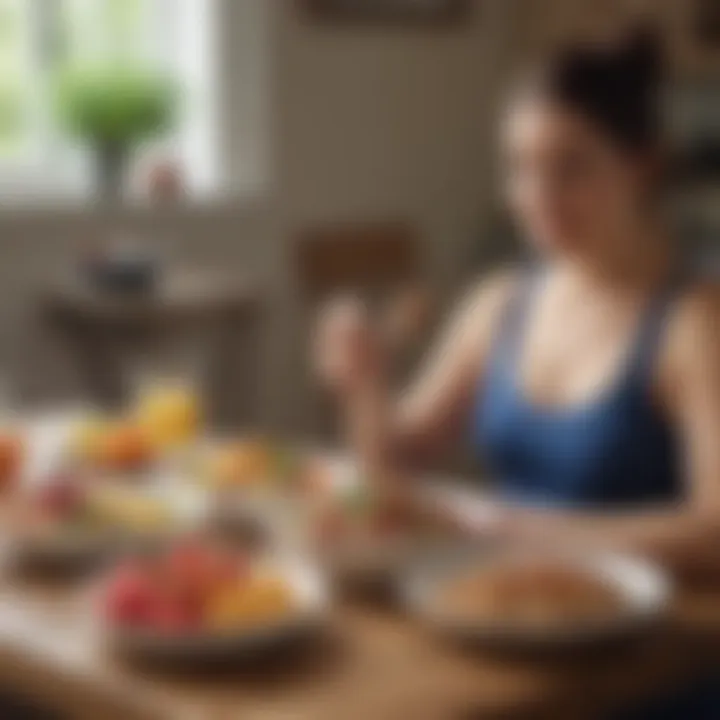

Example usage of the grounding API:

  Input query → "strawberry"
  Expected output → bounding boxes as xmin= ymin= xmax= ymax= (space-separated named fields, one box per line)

xmin=147 ymin=599 xmax=201 ymax=634
xmin=104 ymin=562 xmax=154 ymax=626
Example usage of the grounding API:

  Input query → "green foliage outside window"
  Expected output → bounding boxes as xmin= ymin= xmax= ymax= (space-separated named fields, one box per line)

xmin=0 ymin=0 xmax=25 ymax=154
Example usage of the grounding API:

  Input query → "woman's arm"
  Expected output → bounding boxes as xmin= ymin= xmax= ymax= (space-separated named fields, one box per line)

xmin=503 ymin=508 xmax=720 ymax=575
xmin=494 ymin=284 xmax=720 ymax=574
xmin=316 ymin=271 xmax=516 ymax=481
xmin=393 ymin=271 xmax=518 ymax=460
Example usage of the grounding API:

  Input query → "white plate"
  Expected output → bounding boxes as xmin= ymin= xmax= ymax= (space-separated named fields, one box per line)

xmin=403 ymin=548 xmax=672 ymax=651
xmin=107 ymin=558 xmax=330 ymax=664
xmin=315 ymin=460 xmax=468 ymax=586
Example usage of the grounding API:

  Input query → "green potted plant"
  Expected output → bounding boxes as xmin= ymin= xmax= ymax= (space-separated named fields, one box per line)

xmin=57 ymin=67 xmax=178 ymax=202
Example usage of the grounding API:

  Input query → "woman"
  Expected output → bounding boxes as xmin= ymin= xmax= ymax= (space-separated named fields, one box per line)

xmin=317 ymin=29 xmax=720 ymax=718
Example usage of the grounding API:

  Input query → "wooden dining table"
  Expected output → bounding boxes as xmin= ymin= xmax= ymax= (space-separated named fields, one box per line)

xmin=0 ymin=576 xmax=718 ymax=720
xmin=0 ymin=416 xmax=717 ymax=720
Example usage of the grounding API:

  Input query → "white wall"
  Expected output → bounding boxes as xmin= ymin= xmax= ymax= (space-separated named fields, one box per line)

xmin=276 ymin=0 xmax=514 ymax=289
xmin=0 ymin=0 xmax=518 ymax=433
xmin=269 ymin=0 xmax=518 ymax=430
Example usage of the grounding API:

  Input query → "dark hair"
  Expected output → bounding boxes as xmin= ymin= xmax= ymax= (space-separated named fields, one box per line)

xmin=517 ymin=28 xmax=665 ymax=154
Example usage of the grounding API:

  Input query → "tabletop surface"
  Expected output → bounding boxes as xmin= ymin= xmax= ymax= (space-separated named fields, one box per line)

xmin=0 ymin=419 xmax=718 ymax=720
xmin=0 ymin=559 xmax=718 ymax=720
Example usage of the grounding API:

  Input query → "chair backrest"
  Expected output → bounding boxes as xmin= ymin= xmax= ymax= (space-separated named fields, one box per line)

xmin=296 ymin=221 xmax=421 ymax=302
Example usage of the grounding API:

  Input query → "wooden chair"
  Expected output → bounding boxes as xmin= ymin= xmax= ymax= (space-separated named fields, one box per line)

xmin=297 ymin=221 xmax=421 ymax=302
xmin=295 ymin=220 xmax=424 ymax=439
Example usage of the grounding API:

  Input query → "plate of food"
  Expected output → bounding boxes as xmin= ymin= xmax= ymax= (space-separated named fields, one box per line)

xmin=100 ymin=539 xmax=329 ymax=664
xmin=403 ymin=548 xmax=672 ymax=652
xmin=7 ymin=474 xmax=117 ymax=571
xmin=198 ymin=437 xmax=329 ymax=496
xmin=87 ymin=481 xmax=209 ymax=547
xmin=194 ymin=440 xmax=337 ymax=545
xmin=7 ymin=473 xmax=207 ymax=572
xmin=311 ymin=476 xmax=450 ymax=588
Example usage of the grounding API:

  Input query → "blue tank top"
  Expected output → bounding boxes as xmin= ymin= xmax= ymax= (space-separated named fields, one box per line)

xmin=474 ymin=271 xmax=683 ymax=509
xmin=473 ymin=270 xmax=718 ymax=720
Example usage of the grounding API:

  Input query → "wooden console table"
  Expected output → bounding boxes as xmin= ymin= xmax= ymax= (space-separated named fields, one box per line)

xmin=43 ymin=271 xmax=262 ymax=428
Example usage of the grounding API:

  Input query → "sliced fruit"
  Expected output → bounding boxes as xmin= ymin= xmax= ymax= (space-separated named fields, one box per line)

xmin=205 ymin=575 xmax=293 ymax=630
xmin=98 ymin=423 xmax=154 ymax=472
xmin=0 ymin=433 xmax=24 ymax=489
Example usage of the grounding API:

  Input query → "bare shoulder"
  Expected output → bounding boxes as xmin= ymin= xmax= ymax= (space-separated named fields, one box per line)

xmin=453 ymin=266 xmax=520 ymax=337
xmin=669 ymin=280 xmax=720 ymax=348
xmin=662 ymin=280 xmax=720 ymax=388
xmin=397 ymin=267 xmax=520 ymax=423
xmin=418 ymin=266 xmax=520 ymax=377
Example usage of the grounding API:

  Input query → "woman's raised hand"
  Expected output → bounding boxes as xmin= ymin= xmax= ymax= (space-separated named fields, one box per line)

xmin=314 ymin=296 xmax=386 ymax=397
xmin=314 ymin=286 xmax=430 ymax=397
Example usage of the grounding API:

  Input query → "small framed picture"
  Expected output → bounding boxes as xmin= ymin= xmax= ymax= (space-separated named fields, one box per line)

xmin=664 ymin=0 xmax=720 ymax=74
xmin=303 ymin=0 xmax=472 ymax=27
xmin=694 ymin=0 xmax=720 ymax=49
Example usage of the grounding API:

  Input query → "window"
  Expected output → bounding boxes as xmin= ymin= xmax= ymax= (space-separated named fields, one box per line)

xmin=0 ymin=0 xmax=218 ymax=200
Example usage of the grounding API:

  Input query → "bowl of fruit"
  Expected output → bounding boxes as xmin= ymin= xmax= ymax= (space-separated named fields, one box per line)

xmin=100 ymin=539 xmax=329 ymax=664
